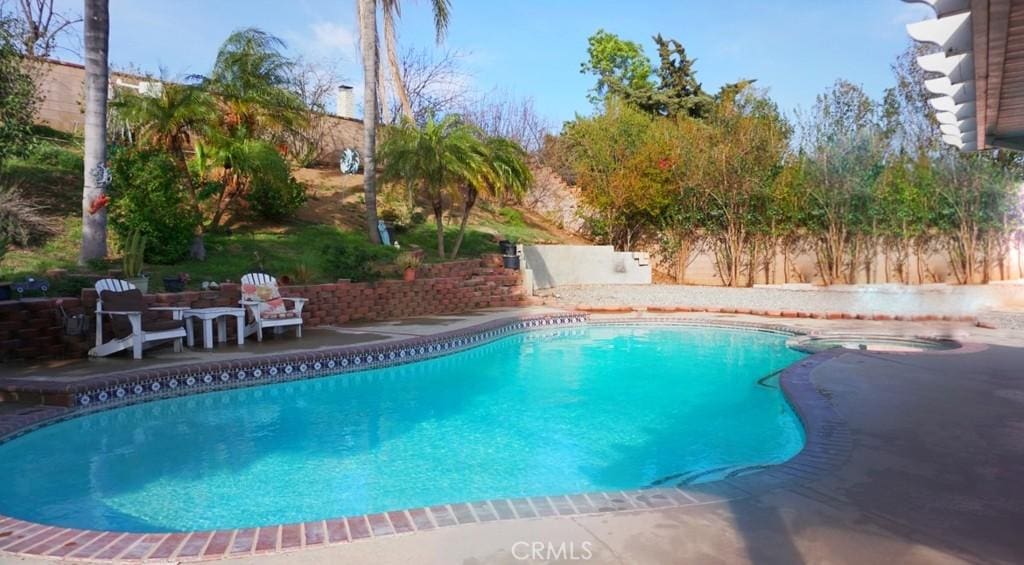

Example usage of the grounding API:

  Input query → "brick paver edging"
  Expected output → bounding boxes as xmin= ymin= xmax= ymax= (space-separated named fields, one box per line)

xmin=0 ymin=317 xmax=852 ymax=562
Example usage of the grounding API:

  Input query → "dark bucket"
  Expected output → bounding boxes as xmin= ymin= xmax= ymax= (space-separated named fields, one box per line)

xmin=163 ymin=277 xmax=186 ymax=292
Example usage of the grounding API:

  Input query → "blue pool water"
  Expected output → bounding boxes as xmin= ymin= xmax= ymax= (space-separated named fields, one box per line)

xmin=0 ymin=326 xmax=805 ymax=532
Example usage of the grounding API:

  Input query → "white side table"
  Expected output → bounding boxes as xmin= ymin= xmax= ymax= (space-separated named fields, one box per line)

xmin=183 ymin=307 xmax=246 ymax=349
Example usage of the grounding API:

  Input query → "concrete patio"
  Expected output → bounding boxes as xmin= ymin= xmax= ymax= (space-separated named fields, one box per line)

xmin=0 ymin=307 xmax=564 ymax=385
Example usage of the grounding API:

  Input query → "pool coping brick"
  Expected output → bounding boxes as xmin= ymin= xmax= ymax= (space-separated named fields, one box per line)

xmin=1 ymin=311 xmax=958 ymax=562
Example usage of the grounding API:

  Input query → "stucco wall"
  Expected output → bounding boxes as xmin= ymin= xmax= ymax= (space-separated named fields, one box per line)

xmin=522 ymin=245 xmax=652 ymax=290
xmin=652 ymin=242 xmax=1024 ymax=286
xmin=31 ymin=60 xmax=363 ymax=165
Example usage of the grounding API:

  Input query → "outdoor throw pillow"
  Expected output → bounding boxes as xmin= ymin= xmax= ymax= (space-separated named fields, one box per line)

xmin=241 ymin=280 xmax=290 ymax=318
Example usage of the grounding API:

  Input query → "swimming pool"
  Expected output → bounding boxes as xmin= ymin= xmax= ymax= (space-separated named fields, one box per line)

xmin=0 ymin=325 xmax=806 ymax=533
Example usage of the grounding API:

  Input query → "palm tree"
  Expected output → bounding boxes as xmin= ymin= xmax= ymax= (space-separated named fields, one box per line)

xmin=380 ymin=0 xmax=451 ymax=120
xmin=378 ymin=114 xmax=485 ymax=257
xmin=203 ymin=28 xmax=307 ymax=140
xmin=190 ymin=29 xmax=309 ymax=232
xmin=358 ymin=0 xmax=451 ymax=245
xmin=113 ymin=84 xmax=216 ymax=258
xmin=358 ymin=0 xmax=382 ymax=243
xmin=450 ymin=136 xmax=532 ymax=258
xmin=79 ymin=0 xmax=109 ymax=265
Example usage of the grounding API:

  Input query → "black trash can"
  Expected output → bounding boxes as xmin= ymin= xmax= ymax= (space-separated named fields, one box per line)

xmin=163 ymin=277 xmax=186 ymax=292
xmin=502 ymin=255 xmax=520 ymax=270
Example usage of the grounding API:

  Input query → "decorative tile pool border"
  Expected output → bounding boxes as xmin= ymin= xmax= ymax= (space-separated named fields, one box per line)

xmin=0 ymin=313 xmax=588 ymax=422
xmin=0 ymin=314 xmax=856 ymax=562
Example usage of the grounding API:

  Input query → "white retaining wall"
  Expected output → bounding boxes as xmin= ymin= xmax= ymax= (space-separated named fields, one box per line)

xmin=522 ymin=245 xmax=652 ymax=290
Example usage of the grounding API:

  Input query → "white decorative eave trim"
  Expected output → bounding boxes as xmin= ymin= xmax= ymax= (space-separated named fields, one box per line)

xmin=902 ymin=0 xmax=970 ymax=18
xmin=907 ymin=12 xmax=972 ymax=54
xmin=923 ymin=78 xmax=975 ymax=106
xmin=916 ymin=52 xmax=973 ymax=83
xmin=929 ymin=96 xmax=962 ymax=112
xmin=904 ymin=0 xmax=978 ymax=151
xmin=956 ymin=118 xmax=977 ymax=132
xmin=942 ymin=133 xmax=974 ymax=147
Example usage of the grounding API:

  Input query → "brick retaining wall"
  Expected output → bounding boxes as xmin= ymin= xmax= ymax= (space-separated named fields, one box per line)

xmin=0 ymin=256 xmax=525 ymax=362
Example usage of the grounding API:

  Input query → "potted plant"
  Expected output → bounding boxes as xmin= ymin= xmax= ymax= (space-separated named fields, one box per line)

xmin=122 ymin=231 xmax=150 ymax=293
xmin=163 ymin=272 xmax=190 ymax=292
xmin=396 ymin=252 xmax=422 ymax=282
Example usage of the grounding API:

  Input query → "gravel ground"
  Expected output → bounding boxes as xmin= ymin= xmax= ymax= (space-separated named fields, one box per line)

xmin=977 ymin=310 xmax=1024 ymax=331
xmin=539 ymin=284 xmax=1024 ymax=320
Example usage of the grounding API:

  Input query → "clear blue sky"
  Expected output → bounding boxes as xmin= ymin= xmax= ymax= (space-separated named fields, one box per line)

xmin=54 ymin=0 xmax=933 ymax=127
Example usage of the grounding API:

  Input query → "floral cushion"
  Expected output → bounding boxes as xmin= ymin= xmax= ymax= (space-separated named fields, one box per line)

xmin=241 ymin=281 xmax=289 ymax=318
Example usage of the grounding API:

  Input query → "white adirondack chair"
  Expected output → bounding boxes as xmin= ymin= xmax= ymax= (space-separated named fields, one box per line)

xmin=90 ymin=278 xmax=189 ymax=360
xmin=239 ymin=272 xmax=307 ymax=341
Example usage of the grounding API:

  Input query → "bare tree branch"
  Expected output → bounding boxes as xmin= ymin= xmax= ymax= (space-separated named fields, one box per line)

xmin=5 ymin=0 xmax=82 ymax=59
xmin=385 ymin=46 xmax=472 ymax=124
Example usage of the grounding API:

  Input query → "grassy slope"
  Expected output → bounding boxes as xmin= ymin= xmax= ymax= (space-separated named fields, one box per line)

xmin=1 ymin=138 xmax=579 ymax=289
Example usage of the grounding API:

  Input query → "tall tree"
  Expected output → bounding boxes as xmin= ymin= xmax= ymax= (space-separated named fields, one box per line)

xmin=580 ymin=29 xmax=653 ymax=105
xmin=562 ymin=98 xmax=659 ymax=249
xmin=179 ymin=28 xmax=309 ymax=247
xmin=681 ymin=88 xmax=790 ymax=286
xmin=380 ymin=0 xmax=451 ymax=121
xmin=203 ymin=28 xmax=306 ymax=140
xmin=580 ymin=30 xmax=735 ymax=119
xmin=78 ymin=0 xmax=109 ymax=264
xmin=934 ymin=154 xmax=1017 ymax=284
xmin=647 ymin=34 xmax=714 ymax=118
xmin=358 ymin=0 xmax=381 ymax=243
xmin=881 ymin=42 xmax=942 ymax=157
xmin=799 ymin=80 xmax=883 ymax=284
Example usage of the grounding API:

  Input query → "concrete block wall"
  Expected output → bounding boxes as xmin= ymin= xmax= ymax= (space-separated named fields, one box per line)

xmin=0 ymin=256 xmax=524 ymax=362
xmin=522 ymin=245 xmax=652 ymax=290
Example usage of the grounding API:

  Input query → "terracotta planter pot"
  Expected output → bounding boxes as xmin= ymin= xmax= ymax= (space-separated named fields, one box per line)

xmin=403 ymin=268 xmax=417 ymax=282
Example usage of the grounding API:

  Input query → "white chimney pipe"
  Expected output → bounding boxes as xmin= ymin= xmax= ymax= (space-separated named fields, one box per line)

xmin=336 ymin=85 xmax=355 ymax=119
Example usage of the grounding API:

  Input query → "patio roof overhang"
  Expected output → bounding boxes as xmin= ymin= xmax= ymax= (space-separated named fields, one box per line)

xmin=904 ymin=0 xmax=1023 ymax=151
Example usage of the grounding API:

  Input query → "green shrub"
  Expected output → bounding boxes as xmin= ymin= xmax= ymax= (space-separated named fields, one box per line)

xmin=321 ymin=233 xmax=396 ymax=282
xmin=249 ymin=173 xmax=306 ymax=220
xmin=0 ymin=19 xmax=36 ymax=167
xmin=108 ymin=148 xmax=198 ymax=264
xmin=498 ymin=207 xmax=526 ymax=227
xmin=22 ymin=140 xmax=83 ymax=172
xmin=225 ymin=140 xmax=306 ymax=220
xmin=49 ymin=275 xmax=95 ymax=298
